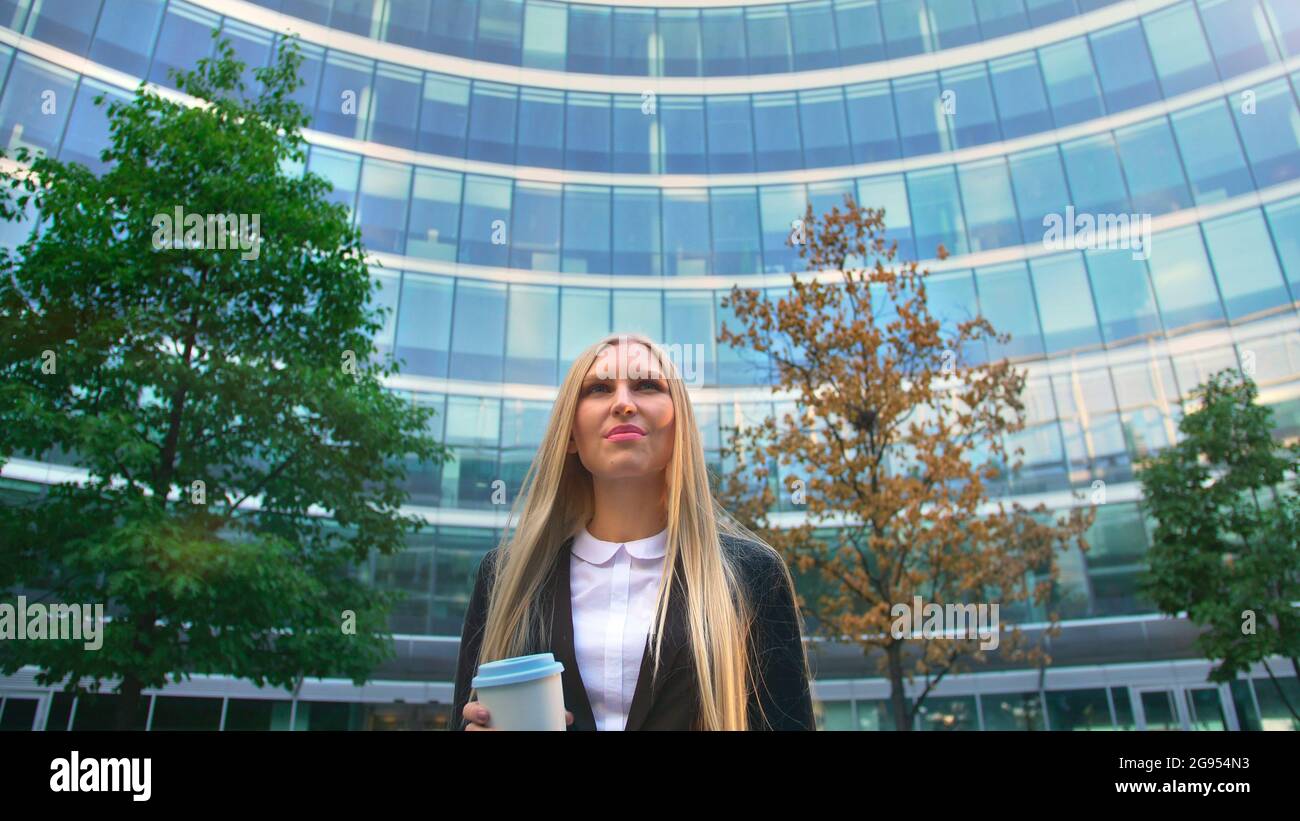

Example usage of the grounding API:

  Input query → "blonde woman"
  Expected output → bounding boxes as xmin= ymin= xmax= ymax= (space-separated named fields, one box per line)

xmin=452 ymin=332 xmax=815 ymax=731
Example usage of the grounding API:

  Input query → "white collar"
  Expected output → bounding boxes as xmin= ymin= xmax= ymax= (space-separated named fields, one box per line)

xmin=571 ymin=524 xmax=668 ymax=564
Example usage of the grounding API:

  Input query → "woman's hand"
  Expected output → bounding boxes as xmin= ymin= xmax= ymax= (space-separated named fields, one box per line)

xmin=462 ymin=701 xmax=575 ymax=730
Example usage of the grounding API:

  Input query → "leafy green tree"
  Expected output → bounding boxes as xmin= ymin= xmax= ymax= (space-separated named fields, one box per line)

xmin=0 ymin=32 xmax=449 ymax=729
xmin=1138 ymin=369 xmax=1300 ymax=725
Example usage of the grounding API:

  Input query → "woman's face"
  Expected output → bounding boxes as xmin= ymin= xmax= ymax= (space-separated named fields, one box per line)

xmin=567 ymin=341 xmax=675 ymax=481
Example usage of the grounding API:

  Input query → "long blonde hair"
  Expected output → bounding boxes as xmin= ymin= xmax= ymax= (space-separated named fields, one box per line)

xmin=470 ymin=331 xmax=797 ymax=730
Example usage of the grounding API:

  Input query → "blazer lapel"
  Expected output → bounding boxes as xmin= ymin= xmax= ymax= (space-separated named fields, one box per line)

xmin=623 ymin=551 xmax=687 ymax=731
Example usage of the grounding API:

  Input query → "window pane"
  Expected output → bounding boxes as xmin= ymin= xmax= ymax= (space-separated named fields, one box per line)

xmin=505 ymin=284 xmax=558 ymax=384
xmin=976 ymin=262 xmax=1044 ymax=358
xmin=753 ymin=92 xmax=803 ymax=170
xmin=467 ymin=82 xmax=517 ymax=164
xmin=1170 ymin=100 xmax=1253 ymax=204
xmin=562 ymin=185 xmax=611 ymax=274
xmin=958 ymin=159 xmax=1022 ymax=251
xmin=990 ymin=52 xmax=1054 ymax=139
xmin=418 ymin=74 xmax=470 ymax=157
xmin=835 ymin=0 xmax=885 ymax=65
xmin=1084 ymin=249 xmax=1162 ymax=344
xmin=509 ymin=181 xmax=561 ymax=271
xmin=477 ymin=0 xmax=524 ymax=65
xmin=611 ymin=9 xmax=655 ymax=75
xmin=148 ymin=1 xmax=217 ymax=86
xmin=522 ymin=0 xmax=567 ymax=71
xmin=1025 ymin=0 xmax=1074 ymax=26
xmin=1265 ymin=197 xmax=1300 ymax=298
xmin=1264 ymin=0 xmax=1300 ymax=58
xmin=356 ymin=158 xmax=411 ymax=254
xmin=315 ymin=50 xmax=373 ymax=139
xmin=711 ymin=187 xmax=762 ymax=275
xmin=459 ymin=174 xmax=512 ymax=266
xmin=1147 ymin=225 xmax=1226 ymax=329
xmin=407 ymin=168 xmax=462 ymax=262
xmin=661 ymin=10 xmax=702 ymax=76
xmin=906 ymin=167 xmax=968 ymax=258
xmin=845 ymin=81 xmax=900 ymax=162
xmin=369 ymin=63 xmax=420 ymax=149
xmin=26 ymin=0 xmax=99 ymax=54
xmin=894 ymin=73 xmax=949 ymax=157
xmin=1114 ymin=119 xmax=1193 ymax=216
xmin=1144 ymin=2 xmax=1219 ymax=96
xmin=662 ymin=189 xmax=712 ymax=276
xmin=661 ymin=96 xmax=707 ymax=173
xmin=706 ymin=96 xmax=755 ymax=173
xmin=1009 ymin=146 xmax=1071 ymax=247
xmin=791 ymin=1 xmax=839 ymax=71
xmin=1201 ymin=209 xmax=1290 ymax=319
xmin=1039 ymin=38 xmax=1104 ymax=126
xmin=664 ymin=292 xmax=717 ymax=385
xmin=612 ymin=187 xmax=661 ymax=275
xmin=798 ymin=88 xmax=851 ymax=167
xmin=560 ymin=288 xmax=610 ymax=363
xmin=1231 ymin=78 xmax=1300 ymax=188
xmin=450 ymin=280 xmax=507 ymax=381
xmin=929 ymin=0 xmax=980 ymax=49
xmin=1198 ymin=0 xmax=1279 ymax=79
xmin=760 ymin=185 xmax=808 ymax=273
xmin=395 ymin=272 xmax=454 ymax=377
xmin=385 ymin=0 xmax=431 ymax=48
xmin=702 ymin=9 xmax=747 ymax=75
xmin=856 ymin=174 xmax=915 ymax=262
xmin=1090 ymin=21 xmax=1161 ymax=112
xmin=746 ymin=6 xmax=793 ymax=74
xmin=612 ymin=291 xmax=663 ymax=340
xmin=613 ymin=95 xmax=657 ymax=173
xmin=1060 ymin=134 xmax=1131 ymax=216
xmin=940 ymin=64 xmax=1001 ymax=148
xmin=516 ymin=87 xmax=564 ymax=168
xmin=1031 ymin=254 xmax=1102 ymax=352
xmin=89 ymin=0 xmax=164 ymax=76
xmin=565 ymin=92 xmax=611 ymax=172
xmin=881 ymin=0 xmax=928 ymax=58
xmin=567 ymin=6 xmax=611 ymax=74
xmin=306 ymin=145 xmax=360 ymax=212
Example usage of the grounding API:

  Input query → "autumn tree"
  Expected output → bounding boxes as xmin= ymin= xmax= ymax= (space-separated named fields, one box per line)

xmin=716 ymin=197 xmax=1094 ymax=731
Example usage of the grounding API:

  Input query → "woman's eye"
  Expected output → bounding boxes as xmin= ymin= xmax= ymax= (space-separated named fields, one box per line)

xmin=639 ymin=380 xmax=663 ymax=390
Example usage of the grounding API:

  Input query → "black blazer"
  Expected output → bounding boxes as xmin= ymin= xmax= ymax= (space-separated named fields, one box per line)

xmin=452 ymin=532 xmax=815 ymax=730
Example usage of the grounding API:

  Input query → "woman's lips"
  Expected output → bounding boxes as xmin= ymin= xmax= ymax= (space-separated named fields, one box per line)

xmin=605 ymin=431 xmax=645 ymax=441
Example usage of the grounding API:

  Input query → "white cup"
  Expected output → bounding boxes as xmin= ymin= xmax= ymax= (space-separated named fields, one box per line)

xmin=471 ymin=652 xmax=567 ymax=731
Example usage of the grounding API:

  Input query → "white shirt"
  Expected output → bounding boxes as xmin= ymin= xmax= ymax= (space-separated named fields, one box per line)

xmin=569 ymin=524 xmax=668 ymax=731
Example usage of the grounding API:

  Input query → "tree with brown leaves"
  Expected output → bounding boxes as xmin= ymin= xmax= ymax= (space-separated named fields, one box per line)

xmin=715 ymin=197 xmax=1095 ymax=730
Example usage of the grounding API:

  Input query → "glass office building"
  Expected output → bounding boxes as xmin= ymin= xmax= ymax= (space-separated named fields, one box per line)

xmin=2 ymin=0 xmax=1299 ymax=730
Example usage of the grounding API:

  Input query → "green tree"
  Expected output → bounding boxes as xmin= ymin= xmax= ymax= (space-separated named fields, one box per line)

xmin=0 ymin=32 xmax=449 ymax=729
xmin=1138 ymin=369 xmax=1300 ymax=725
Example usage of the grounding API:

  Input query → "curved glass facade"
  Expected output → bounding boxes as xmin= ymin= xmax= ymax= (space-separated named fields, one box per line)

xmin=3 ymin=0 xmax=1300 ymax=727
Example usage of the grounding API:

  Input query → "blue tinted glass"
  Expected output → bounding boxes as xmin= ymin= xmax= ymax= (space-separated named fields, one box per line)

xmin=702 ymin=9 xmax=747 ymax=75
xmin=369 ymin=63 xmax=420 ymax=149
xmin=567 ymin=6 xmax=611 ymax=73
xmin=1265 ymin=197 xmax=1300 ymax=297
xmin=467 ymin=82 xmax=517 ymax=164
xmin=753 ymin=92 xmax=803 ymax=170
xmin=1143 ymin=3 xmax=1218 ymax=96
xmin=1090 ymin=22 xmax=1161 ymax=112
xmin=219 ymin=20 xmax=273 ymax=96
xmin=148 ymin=2 xmax=217 ymax=86
xmin=1170 ymin=100 xmax=1253 ymax=204
xmin=958 ymin=159 xmax=1022 ymax=251
xmin=333 ymin=0 xmax=381 ymax=37
xmin=58 ymin=79 xmax=120 ymax=174
xmin=791 ymin=1 xmax=839 ymax=70
xmin=662 ymin=190 xmax=712 ymax=275
xmin=856 ymin=175 xmax=915 ymax=261
xmin=717 ymin=291 xmax=769 ymax=385
xmin=925 ymin=270 xmax=984 ymax=363
xmin=613 ymin=95 xmax=657 ymax=173
xmin=505 ymin=284 xmax=558 ymax=384
xmin=516 ymin=87 xmax=564 ymax=167
xmin=522 ymin=0 xmax=567 ymax=71
xmin=1265 ymin=0 xmax=1300 ymax=57
xmin=306 ymin=146 xmax=360 ymax=211
xmin=356 ymin=158 xmax=411 ymax=254
xmin=90 ymin=0 xmax=164 ymax=76
xmin=477 ymin=0 xmax=524 ymax=65
xmin=0 ymin=55 xmax=72 ymax=156
xmin=746 ymin=6 xmax=793 ymax=73
xmin=612 ymin=188 xmax=661 ymax=275
xmin=661 ymin=96 xmax=706 ymax=173
xmin=277 ymin=37 xmax=323 ymax=115
xmin=315 ymin=50 xmax=373 ymax=139
xmin=1039 ymin=38 xmax=1104 ymax=126
xmin=1030 ymin=254 xmax=1102 ymax=352
xmin=1232 ymin=78 xmax=1300 ymax=188
xmin=385 ymin=0 xmax=430 ymax=48
xmin=808 ymin=179 xmax=856 ymax=222
xmin=509 ymin=182 xmax=561 ymax=270
xmin=1009 ymin=147 xmax=1071 ymax=244
xmin=1198 ymin=0 xmax=1279 ymax=78
xmin=1024 ymin=0 xmax=1074 ymax=26
xmin=1084 ymin=249 xmax=1162 ymax=343
xmin=881 ymin=0 xmax=928 ymax=58
xmin=565 ymin=92 xmax=611 ymax=172
xmin=562 ymin=185 xmax=611 ymax=274
xmin=560 ymin=289 xmax=610 ymax=363
xmin=1114 ymin=119 xmax=1193 ymax=216
xmin=711 ymin=187 xmax=762 ymax=275
xmin=906 ymin=167 xmax=968 ymax=258
xmin=990 ymin=52 xmax=1054 ymax=138
xmin=429 ymin=0 xmax=477 ymax=57
xmin=894 ymin=73 xmax=950 ymax=157
xmin=419 ymin=74 xmax=470 ymax=157
xmin=660 ymin=10 xmax=702 ymax=77
xmin=664 ymin=292 xmax=717 ymax=384
xmin=395 ymin=273 xmax=453 ymax=377
xmin=940 ymin=64 xmax=1001 ymax=148
xmin=1146 ymin=225 xmax=1225 ymax=329
xmin=1060 ymin=134 xmax=1131 ymax=216
xmin=407 ymin=168 xmax=462 ymax=262
xmin=26 ymin=0 xmax=98 ymax=54
xmin=459 ymin=175 xmax=513 ymax=267
xmin=613 ymin=291 xmax=664 ymax=341
xmin=706 ymin=96 xmax=755 ymax=173
xmin=929 ymin=0 xmax=980 ymax=48
xmin=760 ymin=185 xmax=808 ymax=273
xmin=799 ymin=89 xmax=852 ymax=167
xmin=1202 ymin=209 xmax=1290 ymax=318
xmin=976 ymin=262 xmax=1044 ymax=359
xmin=450 ymin=280 xmax=507 ymax=381
xmin=611 ymin=9 xmax=655 ymax=75
xmin=977 ymin=0 xmax=1030 ymax=38
xmin=835 ymin=0 xmax=885 ymax=64
xmin=845 ymin=81 xmax=900 ymax=162
xmin=282 ymin=0 xmax=330 ymax=24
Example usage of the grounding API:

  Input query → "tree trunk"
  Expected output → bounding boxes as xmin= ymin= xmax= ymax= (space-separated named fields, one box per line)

xmin=114 ymin=672 xmax=143 ymax=730
xmin=886 ymin=641 xmax=911 ymax=731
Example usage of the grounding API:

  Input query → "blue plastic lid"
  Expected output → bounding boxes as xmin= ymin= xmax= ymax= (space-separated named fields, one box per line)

xmin=472 ymin=652 xmax=565 ymax=689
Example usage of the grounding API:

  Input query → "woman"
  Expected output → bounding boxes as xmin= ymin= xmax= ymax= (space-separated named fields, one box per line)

xmin=452 ymin=332 xmax=814 ymax=730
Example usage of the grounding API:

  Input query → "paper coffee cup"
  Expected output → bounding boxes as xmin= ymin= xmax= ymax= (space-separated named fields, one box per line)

xmin=471 ymin=652 xmax=567 ymax=731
